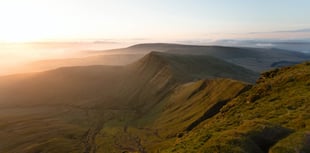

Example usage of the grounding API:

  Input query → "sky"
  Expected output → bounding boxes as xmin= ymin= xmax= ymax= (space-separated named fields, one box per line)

xmin=0 ymin=0 xmax=310 ymax=42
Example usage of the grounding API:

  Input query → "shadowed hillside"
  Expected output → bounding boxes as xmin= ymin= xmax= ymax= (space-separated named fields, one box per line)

xmin=0 ymin=65 xmax=125 ymax=107
xmin=10 ymin=54 xmax=144 ymax=75
xmin=114 ymin=52 xmax=258 ymax=116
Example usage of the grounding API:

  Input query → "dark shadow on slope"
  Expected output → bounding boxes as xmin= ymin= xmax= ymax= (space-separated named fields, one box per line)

xmin=248 ymin=125 xmax=293 ymax=153
xmin=270 ymin=60 xmax=301 ymax=68
xmin=185 ymin=99 xmax=230 ymax=132
xmin=187 ymin=81 xmax=207 ymax=100
xmin=185 ymin=84 xmax=252 ymax=132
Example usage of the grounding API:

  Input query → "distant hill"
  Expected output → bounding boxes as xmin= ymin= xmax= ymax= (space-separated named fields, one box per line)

xmin=10 ymin=53 xmax=144 ymax=75
xmin=7 ymin=43 xmax=310 ymax=75
xmin=126 ymin=43 xmax=310 ymax=72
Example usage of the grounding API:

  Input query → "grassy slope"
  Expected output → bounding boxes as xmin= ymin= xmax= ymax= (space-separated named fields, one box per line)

xmin=0 ymin=52 xmax=258 ymax=153
xmin=93 ymin=78 xmax=249 ymax=153
xmin=0 ymin=107 xmax=88 ymax=153
xmin=164 ymin=62 xmax=310 ymax=153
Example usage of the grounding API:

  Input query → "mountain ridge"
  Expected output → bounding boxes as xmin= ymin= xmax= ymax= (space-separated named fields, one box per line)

xmin=94 ymin=43 xmax=310 ymax=72
xmin=0 ymin=51 xmax=309 ymax=153
xmin=6 ymin=43 xmax=310 ymax=76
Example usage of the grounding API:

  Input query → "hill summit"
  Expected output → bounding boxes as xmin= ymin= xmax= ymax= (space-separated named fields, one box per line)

xmin=131 ymin=51 xmax=258 ymax=83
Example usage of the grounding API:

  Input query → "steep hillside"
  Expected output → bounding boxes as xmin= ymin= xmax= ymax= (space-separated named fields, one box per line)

xmin=1 ymin=51 xmax=308 ymax=153
xmin=163 ymin=62 xmax=310 ymax=153
xmin=116 ymin=52 xmax=257 ymax=114
xmin=93 ymin=78 xmax=250 ymax=153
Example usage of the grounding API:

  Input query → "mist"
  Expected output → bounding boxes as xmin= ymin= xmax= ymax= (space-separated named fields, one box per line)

xmin=0 ymin=42 xmax=132 ymax=75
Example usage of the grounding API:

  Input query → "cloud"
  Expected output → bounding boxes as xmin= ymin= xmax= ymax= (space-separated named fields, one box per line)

xmin=272 ymin=28 xmax=310 ymax=33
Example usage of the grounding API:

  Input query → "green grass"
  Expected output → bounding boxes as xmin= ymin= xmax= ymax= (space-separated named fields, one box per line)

xmin=164 ymin=62 xmax=310 ymax=152
xmin=0 ymin=107 xmax=88 ymax=153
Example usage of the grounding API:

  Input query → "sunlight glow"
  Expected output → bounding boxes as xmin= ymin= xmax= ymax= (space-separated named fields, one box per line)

xmin=0 ymin=1 xmax=50 ymax=42
xmin=0 ymin=0 xmax=310 ymax=42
